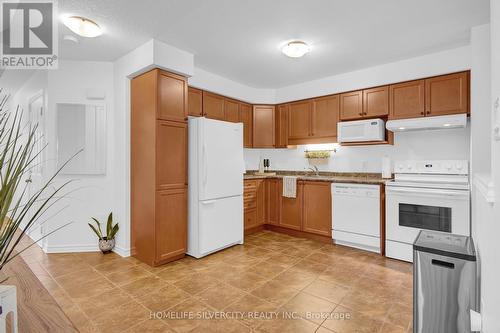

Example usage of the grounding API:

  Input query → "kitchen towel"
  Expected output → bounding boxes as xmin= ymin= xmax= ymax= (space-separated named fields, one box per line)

xmin=283 ymin=176 xmax=297 ymax=198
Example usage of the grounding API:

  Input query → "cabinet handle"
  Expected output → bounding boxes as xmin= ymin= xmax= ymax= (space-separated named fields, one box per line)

xmin=420 ymin=111 xmax=424 ymax=115
xmin=358 ymin=112 xmax=363 ymax=116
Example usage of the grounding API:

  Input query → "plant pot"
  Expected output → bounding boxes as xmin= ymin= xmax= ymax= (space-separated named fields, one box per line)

xmin=0 ymin=285 xmax=17 ymax=332
xmin=98 ymin=237 xmax=115 ymax=253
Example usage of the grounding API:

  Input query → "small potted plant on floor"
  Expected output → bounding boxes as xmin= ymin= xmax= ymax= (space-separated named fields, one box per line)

xmin=88 ymin=213 xmax=119 ymax=253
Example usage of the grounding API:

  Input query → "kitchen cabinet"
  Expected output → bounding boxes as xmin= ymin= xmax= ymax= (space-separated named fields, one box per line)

xmin=244 ymin=179 xmax=266 ymax=230
xmin=156 ymin=121 xmax=188 ymax=190
xmin=363 ymin=86 xmax=389 ymax=118
xmin=311 ymin=95 xmax=339 ymax=141
xmin=266 ymin=179 xmax=281 ymax=225
xmin=256 ymin=179 xmax=266 ymax=225
xmin=188 ymin=87 xmax=203 ymax=117
xmin=224 ymin=98 xmax=240 ymax=123
xmin=340 ymin=90 xmax=363 ymax=120
xmin=275 ymin=104 xmax=289 ymax=148
xmin=288 ymin=100 xmax=312 ymax=142
xmin=253 ymin=105 xmax=275 ymax=148
xmin=155 ymin=188 xmax=187 ymax=262
xmin=425 ymin=72 xmax=469 ymax=116
xmin=203 ymin=91 xmax=225 ymax=120
xmin=303 ymin=181 xmax=331 ymax=236
xmin=280 ymin=181 xmax=303 ymax=230
xmin=131 ymin=68 xmax=188 ymax=266
xmin=389 ymin=80 xmax=425 ymax=119
xmin=158 ymin=71 xmax=188 ymax=122
xmin=239 ymin=103 xmax=253 ymax=148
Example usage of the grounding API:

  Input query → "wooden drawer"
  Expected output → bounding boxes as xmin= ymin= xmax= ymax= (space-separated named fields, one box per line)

xmin=244 ymin=209 xmax=257 ymax=230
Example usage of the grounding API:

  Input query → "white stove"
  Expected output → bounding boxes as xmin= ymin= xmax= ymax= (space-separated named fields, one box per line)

xmin=385 ymin=160 xmax=470 ymax=262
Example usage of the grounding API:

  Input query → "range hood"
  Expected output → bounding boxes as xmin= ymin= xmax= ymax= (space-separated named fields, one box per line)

xmin=386 ymin=114 xmax=467 ymax=132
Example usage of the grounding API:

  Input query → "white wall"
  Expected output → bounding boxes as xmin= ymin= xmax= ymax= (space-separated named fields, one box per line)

xmin=275 ymin=46 xmax=471 ymax=103
xmin=41 ymin=60 xmax=115 ymax=252
xmin=244 ymin=126 xmax=470 ymax=172
xmin=471 ymin=1 xmax=500 ymax=332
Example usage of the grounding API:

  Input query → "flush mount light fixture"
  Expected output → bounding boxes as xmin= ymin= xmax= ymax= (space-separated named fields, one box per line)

xmin=63 ymin=16 xmax=102 ymax=37
xmin=281 ymin=41 xmax=310 ymax=58
xmin=399 ymin=127 xmax=406 ymax=130
xmin=443 ymin=123 xmax=451 ymax=127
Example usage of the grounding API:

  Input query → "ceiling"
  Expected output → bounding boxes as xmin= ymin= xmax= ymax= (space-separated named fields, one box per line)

xmin=59 ymin=0 xmax=489 ymax=88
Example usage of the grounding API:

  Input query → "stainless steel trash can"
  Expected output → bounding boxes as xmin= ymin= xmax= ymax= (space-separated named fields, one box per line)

xmin=413 ymin=230 xmax=477 ymax=333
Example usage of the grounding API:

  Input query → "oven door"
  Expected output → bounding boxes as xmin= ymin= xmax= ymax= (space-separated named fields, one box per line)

xmin=386 ymin=186 xmax=470 ymax=246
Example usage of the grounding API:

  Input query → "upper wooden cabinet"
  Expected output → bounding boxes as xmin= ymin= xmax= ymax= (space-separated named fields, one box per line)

xmin=224 ymin=98 xmax=240 ymax=123
xmin=389 ymin=80 xmax=425 ymax=119
xmin=388 ymin=72 xmax=469 ymax=120
xmin=425 ymin=72 xmax=469 ymax=116
xmin=340 ymin=90 xmax=363 ymax=120
xmin=253 ymin=105 xmax=275 ymax=148
xmin=275 ymin=104 xmax=289 ymax=148
xmin=288 ymin=100 xmax=312 ymax=141
xmin=203 ymin=91 xmax=225 ymax=120
xmin=302 ymin=182 xmax=332 ymax=237
xmin=239 ymin=103 xmax=253 ymax=148
xmin=188 ymin=87 xmax=203 ymax=117
xmin=280 ymin=181 xmax=303 ymax=231
xmin=311 ymin=95 xmax=339 ymax=141
xmin=158 ymin=71 xmax=188 ymax=122
xmin=363 ymin=86 xmax=389 ymax=118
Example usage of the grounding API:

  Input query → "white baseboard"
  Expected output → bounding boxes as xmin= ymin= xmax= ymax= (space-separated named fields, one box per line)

xmin=112 ymin=245 xmax=131 ymax=257
xmin=45 ymin=243 xmax=100 ymax=253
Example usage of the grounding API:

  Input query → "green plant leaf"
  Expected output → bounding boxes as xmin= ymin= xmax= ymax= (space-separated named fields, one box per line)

xmin=88 ymin=223 xmax=103 ymax=240
xmin=106 ymin=212 xmax=112 ymax=238
xmin=109 ymin=223 xmax=119 ymax=240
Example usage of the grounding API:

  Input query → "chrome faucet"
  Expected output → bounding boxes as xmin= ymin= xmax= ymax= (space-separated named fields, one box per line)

xmin=307 ymin=166 xmax=319 ymax=176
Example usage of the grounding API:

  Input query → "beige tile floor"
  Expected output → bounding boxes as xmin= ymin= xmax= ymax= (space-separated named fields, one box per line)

xmin=19 ymin=231 xmax=413 ymax=333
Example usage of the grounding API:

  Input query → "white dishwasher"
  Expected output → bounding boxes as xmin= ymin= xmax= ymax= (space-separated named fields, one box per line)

xmin=332 ymin=183 xmax=381 ymax=254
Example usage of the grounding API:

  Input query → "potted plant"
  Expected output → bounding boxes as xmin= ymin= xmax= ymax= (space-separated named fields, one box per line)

xmin=88 ymin=213 xmax=119 ymax=253
xmin=0 ymin=90 xmax=75 ymax=331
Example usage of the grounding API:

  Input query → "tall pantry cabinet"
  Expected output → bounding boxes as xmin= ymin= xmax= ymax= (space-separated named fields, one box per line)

xmin=131 ymin=69 xmax=188 ymax=266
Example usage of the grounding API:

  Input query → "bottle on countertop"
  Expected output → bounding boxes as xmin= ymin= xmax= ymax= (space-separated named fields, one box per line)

xmin=258 ymin=157 xmax=264 ymax=174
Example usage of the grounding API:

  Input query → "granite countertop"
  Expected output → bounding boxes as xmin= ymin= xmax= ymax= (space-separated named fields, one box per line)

xmin=244 ymin=170 xmax=392 ymax=185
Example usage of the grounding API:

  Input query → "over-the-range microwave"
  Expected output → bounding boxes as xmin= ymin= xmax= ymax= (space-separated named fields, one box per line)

xmin=337 ymin=118 xmax=385 ymax=143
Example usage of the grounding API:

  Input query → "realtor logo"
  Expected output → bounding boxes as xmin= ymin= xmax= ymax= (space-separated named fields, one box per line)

xmin=1 ymin=0 xmax=58 ymax=69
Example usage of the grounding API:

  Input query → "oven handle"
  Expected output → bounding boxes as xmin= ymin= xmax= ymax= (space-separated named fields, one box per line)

xmin=386 ymin=186 xmax=469 ymax=198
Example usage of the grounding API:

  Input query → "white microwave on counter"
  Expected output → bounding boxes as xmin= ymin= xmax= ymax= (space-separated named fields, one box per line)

xmin=337 ymin=118 xmax=385 ymax=143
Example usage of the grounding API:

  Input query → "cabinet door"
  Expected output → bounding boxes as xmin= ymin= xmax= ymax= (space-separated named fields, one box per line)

xmin=303 ymin=182 xmax=331 ymax=236
xmin=253 ymin=105 xmax=275 ymax=148
xmin=389 ymin=80 xmax=425 ymax=119
xmin=239 ymin=103 xmax=253 ymax=148
xmin=155 ymin=188 xmax=187 ymax=263
xmin=340 ymin=90 xmax=363 ymax=120
xmin=256 ymin=179 xmax=266 ymax=225
xmin=363 ymin=86 xmax=389 ymax=118
xmin=203 ymin=91 xmax=225 ymax=120
xmin=288 ymin=101 xmax=311 ymax=140
xmin=425 ymin=72 xmax=469 ymax=116
xmin=312 ymin=95 xmax=339 ymax=139
xmin=188 ymin=87 xmax=203 ymax=117
xmin=280 ymin=182 xmax=303 ymax=230
xmin=275 ymin=104 xmax=289 ymax=148
xmin=158 ymin=71 xmax=187 ymax=122
xmin=266 ymin=179 xmax=281 ymax=225
xmin=244 ymin=180 xmax=257 ymax=211
xmin=224 ymin=98 xmax=240 ymax=123
xmin=156 ymin=121 xmax=188 ymax=190
xmin=244 ymin=209 xmax=258 ymax=230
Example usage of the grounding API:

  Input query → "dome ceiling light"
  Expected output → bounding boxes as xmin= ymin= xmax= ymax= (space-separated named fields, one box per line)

xmin=63 ymin=16 xmax=102 ymax=38
xmin=281 ymin=41 xmax=310 ymax=58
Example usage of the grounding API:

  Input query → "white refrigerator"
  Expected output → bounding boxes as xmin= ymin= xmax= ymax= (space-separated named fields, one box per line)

xmin=187 ymin=117 xmax=245 ymax=258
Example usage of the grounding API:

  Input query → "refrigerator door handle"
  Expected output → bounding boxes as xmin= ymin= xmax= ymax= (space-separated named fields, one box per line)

xmin=201 ymin=200 xmax=216 ymax=205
